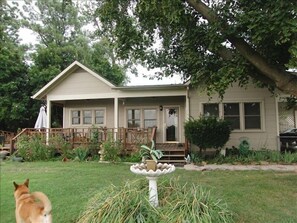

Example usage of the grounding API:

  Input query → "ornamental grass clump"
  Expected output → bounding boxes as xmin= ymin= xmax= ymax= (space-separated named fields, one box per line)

xmin=76 ymin=179 xmax=234 ymax=223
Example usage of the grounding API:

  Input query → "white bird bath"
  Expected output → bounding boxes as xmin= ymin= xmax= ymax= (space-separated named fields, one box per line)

xmin=130 ymin=163 xmax=175 ymax=207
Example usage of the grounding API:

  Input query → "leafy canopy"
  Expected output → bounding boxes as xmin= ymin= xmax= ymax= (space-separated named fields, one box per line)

xmin=94 ymin=0 xmax=297 ymax=96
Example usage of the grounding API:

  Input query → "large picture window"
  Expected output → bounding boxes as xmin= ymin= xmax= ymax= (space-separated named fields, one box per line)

xmin=202 ymin=102 xmax=262 ymax=131
xmin=127 ymin=108 xmax=157 ymax=128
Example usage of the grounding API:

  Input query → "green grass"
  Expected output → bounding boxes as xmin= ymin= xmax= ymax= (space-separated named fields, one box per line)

xmin=1 ymin=161 xmax=297 ymax=223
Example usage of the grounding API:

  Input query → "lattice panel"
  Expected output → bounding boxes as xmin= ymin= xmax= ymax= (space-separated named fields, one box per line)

xmin=278 ymin=102 xmax=295 ymax=133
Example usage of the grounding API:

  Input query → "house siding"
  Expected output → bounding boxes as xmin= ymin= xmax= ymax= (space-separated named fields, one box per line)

xmin=49 ymin=68 xmax=114 ymax=97
xmin=189 ymin=84 xmax=279 ymax=150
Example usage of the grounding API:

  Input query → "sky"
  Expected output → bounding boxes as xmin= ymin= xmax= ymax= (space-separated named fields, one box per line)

xmin=19 ymin=28 xmax=183 ymax=86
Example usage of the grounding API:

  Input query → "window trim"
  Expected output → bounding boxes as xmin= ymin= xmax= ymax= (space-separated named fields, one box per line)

xmin=70 ymin=107 xmax=106 ymax=127
xmin=125 ymin=107 xmax=159 ymax=129
xmin=201 ymin=101 xmax=265 ymax=132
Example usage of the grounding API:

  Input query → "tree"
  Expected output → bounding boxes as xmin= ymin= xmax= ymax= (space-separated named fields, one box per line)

xmin=21 ymin=0 xmax=127 ymax=93
xmin=0 ymin=1 xmax=34 ymax=131
xmin=93 ymin=0 xmax=297 ymax=96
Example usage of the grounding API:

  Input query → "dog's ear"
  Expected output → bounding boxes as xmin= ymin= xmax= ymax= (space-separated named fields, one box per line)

xmin=13 ymin=181 xmax=18 ymax=189
xmin=24 ymin=179 xmax=29 ymax=187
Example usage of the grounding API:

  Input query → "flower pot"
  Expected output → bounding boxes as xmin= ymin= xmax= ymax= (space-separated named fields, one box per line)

xmin=146 ymin=160 xmax=157 ymax=171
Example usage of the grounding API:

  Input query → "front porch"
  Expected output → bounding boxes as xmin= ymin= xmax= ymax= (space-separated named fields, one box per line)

xmin=8 ymin=127 xmax=187 ymax=165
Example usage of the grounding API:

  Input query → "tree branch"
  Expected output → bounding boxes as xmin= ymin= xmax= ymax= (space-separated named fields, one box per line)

xmin=185 ymin=0 xmax=297 ymax=96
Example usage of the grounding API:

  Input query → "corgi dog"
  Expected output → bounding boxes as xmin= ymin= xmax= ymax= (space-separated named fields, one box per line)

xmin=13 ymin=179 xmax=52 ymax=223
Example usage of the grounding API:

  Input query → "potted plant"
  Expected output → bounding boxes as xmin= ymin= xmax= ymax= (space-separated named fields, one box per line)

xmin=140 ymin=140 xmax=163 ymax=171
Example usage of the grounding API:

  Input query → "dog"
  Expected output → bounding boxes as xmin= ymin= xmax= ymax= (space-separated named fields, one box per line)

xmin=13 ymin=179 xmax=52 ymax=223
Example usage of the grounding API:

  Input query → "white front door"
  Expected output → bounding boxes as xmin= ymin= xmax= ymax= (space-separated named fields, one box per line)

xmin=164 ymin=107 xmax=179 ymax=142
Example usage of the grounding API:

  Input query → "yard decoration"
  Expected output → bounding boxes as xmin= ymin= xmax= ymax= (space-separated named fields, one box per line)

xmin=140 ymin=140 xmax=163 ymax=171
xmin=130 ymin=163 xmax=175 ymax=207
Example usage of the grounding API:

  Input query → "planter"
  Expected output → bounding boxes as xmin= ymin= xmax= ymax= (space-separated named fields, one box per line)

xmin=146 ymin=160 xmax=157 ymax=171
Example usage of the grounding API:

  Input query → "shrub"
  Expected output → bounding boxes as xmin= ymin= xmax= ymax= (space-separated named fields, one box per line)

xmin=73 ymin=147 xmax=89 ymax=162
xmin=184 ymin=116 xmax=231 ymax=152
xmin=77 ymin=179 xmax=234 ymax=223
xmin=100 ymin=139 xmax=122 ymax=162
xmin=16 ymin=135 xmax=52 ymax=161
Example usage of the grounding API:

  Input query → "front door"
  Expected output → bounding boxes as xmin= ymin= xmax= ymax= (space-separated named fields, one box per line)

xmin=164 ymin=107 xmax=179 ymax=142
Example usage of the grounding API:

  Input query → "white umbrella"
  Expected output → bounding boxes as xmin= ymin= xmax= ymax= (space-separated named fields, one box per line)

xmin=34 ymin=105 xmax=47 ymax=129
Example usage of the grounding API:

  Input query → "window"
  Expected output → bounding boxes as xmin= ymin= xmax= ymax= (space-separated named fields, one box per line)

xmin=127 ymin=109 xmax=141 ymax=128
xmin=83 ymin=110 xmax=92 ymax=124
xmin=95 ymin=110 xmax=104 ymax=124
xmin=144 ymin=109 xmax=157 ymax=128
xmin=71 ymin=108 xmax=105 ymax=126
xmin=244 ymin=103 xmax=261 ymax=129
xmin=203 ymin=103 xmax=219 ymax=117
xmin=223 ymin=103 xmax=240 ymax=130
xmin=127 ymin=108 xmax=158 ymax=128
xmin=202 ymin=102 xmax=262 ymax=131
xmin=72 ymin=110 xmax=80 ymax=125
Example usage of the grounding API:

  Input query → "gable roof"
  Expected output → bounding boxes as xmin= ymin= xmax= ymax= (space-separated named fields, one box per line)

xmin=32 ymin=61 xmax=115 ymax=100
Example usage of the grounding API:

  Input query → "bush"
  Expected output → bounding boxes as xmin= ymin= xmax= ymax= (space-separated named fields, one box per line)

xmin=77 ymin=179 xmax=234 ymax=223
xmin=73 ymin=147 xmax=89 ymax=162
xmin=16 ymin=135 xmax=52 ymax=161
xmin=100 ymin=139 xmax=122 ymax=162
xmin=185 ymin=116 xmax=231 ymax=151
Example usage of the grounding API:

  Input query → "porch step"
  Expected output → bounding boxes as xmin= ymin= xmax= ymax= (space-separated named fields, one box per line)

xmin=157 ymin=143 xmax=186 ymax=166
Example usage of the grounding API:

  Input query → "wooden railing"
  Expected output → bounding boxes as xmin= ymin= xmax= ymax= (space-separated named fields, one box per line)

xmin=10 ymin=127 xmax=157 ymax=154
xmin=0 ymin=130 xmax=15 ymax=146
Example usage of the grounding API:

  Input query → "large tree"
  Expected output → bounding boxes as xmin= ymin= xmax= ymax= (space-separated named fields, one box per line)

xmin=21 ymin=0 xmax=127 ymax=93
xmin=0 ymin=1 xmax=33 ymax=131
xmin=94 ymin=0 xmax=297 ymax=96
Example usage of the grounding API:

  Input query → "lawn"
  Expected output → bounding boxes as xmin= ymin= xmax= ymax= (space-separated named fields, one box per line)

xmin=1 ymin=161 xmax=297 ymax=223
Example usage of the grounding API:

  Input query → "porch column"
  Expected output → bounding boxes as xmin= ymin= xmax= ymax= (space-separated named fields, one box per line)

xmin=114 ymin=97 xmax=119 ymax=140
xmin=185 ymin=86 xmax=190 ymax=120
xmin=46 ymin=100 xmax=51 ymax=145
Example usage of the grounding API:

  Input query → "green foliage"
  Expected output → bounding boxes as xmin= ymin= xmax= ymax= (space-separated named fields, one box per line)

xmin=15 ymin=135 xmax=52 ymax=161
xmin=238 ymin=139 xmax=250 ymax=156
xmin=94 ymin=0 xmax=297 ymax=96
xmin=100 ymin=138 xmax=122 ymax=162
xmin=208 ymin=149 xmax=297 ymax=165
xmin=121 ymin=152 xmax=142 ymax=163
xmin=21 ymin=0 xmax=127 ymax=88
xmin=140 ymin=140 xmax=163 ymax=162
xmin=77 ymin=179 xmax=234 ymax=223
xmin=74 ymin=147 xmax=89 ymax=162
xmin=184 ymin=116 xmax=231 ymax=150
xmin=0 ymin=1 xmax=34 ymax=131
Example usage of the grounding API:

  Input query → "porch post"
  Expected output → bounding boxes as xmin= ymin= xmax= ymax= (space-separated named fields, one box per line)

xmin=185 ymin=86 xmax=190 ymax=120
xmin=46 ymin=100 xmax=51 ymax=145
xmin=114 ymin=97 xmax=119 ymax=140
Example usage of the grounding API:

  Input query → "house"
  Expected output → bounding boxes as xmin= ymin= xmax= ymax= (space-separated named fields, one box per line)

xmin=32 ymin=61 xmax=286 ymax=154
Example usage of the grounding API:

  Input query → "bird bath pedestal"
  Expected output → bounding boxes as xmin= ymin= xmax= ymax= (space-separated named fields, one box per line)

xmin=130 ymin=163 xmax=175 ymax=207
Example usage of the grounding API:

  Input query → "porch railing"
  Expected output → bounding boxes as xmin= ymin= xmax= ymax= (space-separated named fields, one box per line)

xmin=10 ymin=127 xmax=157 ymax=154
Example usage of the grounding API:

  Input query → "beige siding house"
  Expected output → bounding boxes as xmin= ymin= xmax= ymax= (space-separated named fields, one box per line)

xmin=32 ymin=61 xmax=284 ymax=151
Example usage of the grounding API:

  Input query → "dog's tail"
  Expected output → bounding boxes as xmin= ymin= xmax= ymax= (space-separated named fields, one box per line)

xmin=31 ymin=191 xmax=52 ymax=215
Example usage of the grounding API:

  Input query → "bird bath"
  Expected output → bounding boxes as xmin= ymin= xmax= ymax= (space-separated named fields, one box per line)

xmin=130 ymin=163 xmax=175 ymax=207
